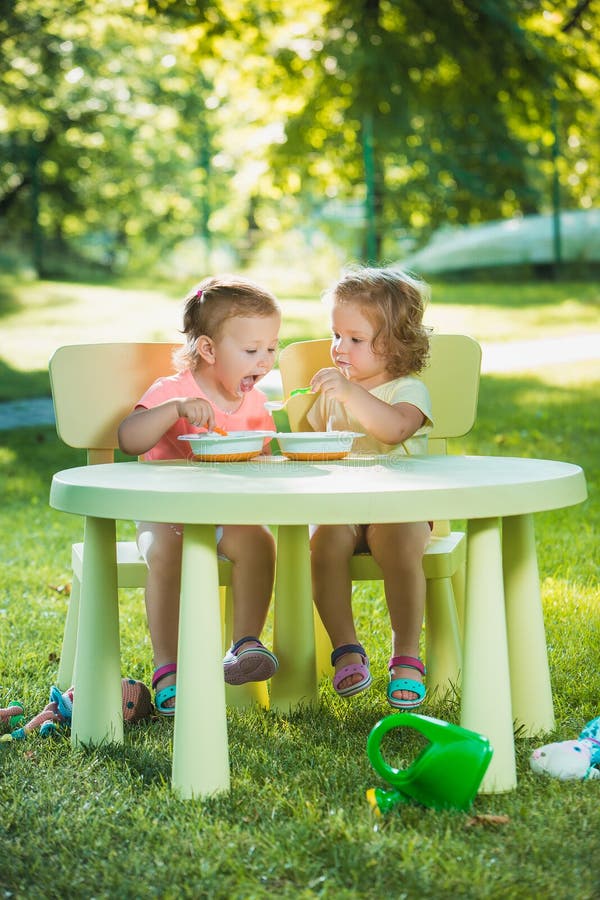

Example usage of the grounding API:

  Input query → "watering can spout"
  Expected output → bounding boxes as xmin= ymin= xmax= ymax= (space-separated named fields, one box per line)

xmin=366 ymin=786 xmax=409 ymax=816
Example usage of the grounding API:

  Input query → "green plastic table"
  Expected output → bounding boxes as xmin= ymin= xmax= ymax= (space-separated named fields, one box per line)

xmin=49 ymin=454 xmax=587 ymax=798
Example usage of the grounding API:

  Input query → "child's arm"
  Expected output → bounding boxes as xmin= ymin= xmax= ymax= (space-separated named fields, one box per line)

xmin=310 ymin=367 xmax=424 ymax=445
xmin=118 ymin=397 xmax=215 ymax=456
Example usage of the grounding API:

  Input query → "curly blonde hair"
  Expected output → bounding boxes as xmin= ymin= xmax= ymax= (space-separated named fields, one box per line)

xmin=324 ymin=266 xmax=431 ymax=377
xmin=173 ymin=274 xmax=280 ymax=371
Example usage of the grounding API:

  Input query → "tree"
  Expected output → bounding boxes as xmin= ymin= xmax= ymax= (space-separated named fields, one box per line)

xmin=0 ymin=0 xmax=225 ymax=274
xmin=1 ymin=0 xmax=598 ymax=273
xmin=265 ymin=0 xmax=600 ymax=258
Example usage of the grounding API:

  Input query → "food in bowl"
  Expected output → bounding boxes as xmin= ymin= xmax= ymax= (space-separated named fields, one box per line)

xmin=274 ymin=431 xmax=363 ymax=461
xmin=178 ymin=431 xmax=274 ymax=462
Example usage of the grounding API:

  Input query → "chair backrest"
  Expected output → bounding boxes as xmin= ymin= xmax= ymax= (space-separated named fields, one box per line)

xmin=49 ymin=343 xmax=180 ymax=463
xmin=278 ymin=334 xmax=482 ymax=453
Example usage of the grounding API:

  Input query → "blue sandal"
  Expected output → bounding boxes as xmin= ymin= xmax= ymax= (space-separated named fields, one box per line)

xmin=152 ymin=663 xmax=177 ymax=716
xmin=331 ymin=643 xmax=372 ymax=698
xmin=387 ymin=655 xmax=426 ymax=709
xmin=223 ymin=636 xmax=278 ymax=685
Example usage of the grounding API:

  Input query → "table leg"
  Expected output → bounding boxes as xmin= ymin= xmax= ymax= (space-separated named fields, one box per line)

xmin=71 ymin=516 xmax=123 ymax=746
xmin=503 ymin=513 xmax=555 ymax=735
xmin=172 ymin=524 xmax=230 ymax=798
xmin=462 ymin=517 xmax=516 ymax=792
xmin=270 ymin=524 xmax=317 ymax=713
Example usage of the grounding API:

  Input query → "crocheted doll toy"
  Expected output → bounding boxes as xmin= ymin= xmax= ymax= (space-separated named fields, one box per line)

xmin=0 ymin=701 xmax=25 ymax=732
xmin=1 ymin=678 xmax=153 ymax=742
xmin=0 ymin=686 xmax=73 ymax=741
xmin=530 ymin=716 xmax=600 ymax=781
xmin=121 ymin=677 xmax=153 ymax=723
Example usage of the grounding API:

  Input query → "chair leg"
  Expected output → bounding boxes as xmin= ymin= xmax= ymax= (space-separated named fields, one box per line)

xmin=56 ymin=574 xmax=80 ymax=691
xmin=221 ymin=586 xmax=269 ymax=710
xmin=314 ymin=607 xmax=332 ymax=681
xmin=450 ymin=560 xmax=466 ymax=642
xmin=425 ymin=576 xmax=462 ymax=696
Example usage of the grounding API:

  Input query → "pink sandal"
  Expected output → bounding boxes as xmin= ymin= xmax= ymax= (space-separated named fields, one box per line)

xmin=223 ymin=636 xmax=278 ymax=685
xmin=331 ymin=643 xmax=372 ymax=698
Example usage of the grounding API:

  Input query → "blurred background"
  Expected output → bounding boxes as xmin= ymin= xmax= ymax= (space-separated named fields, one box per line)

xmin=1 ymin=0 xmax=599 ymax=292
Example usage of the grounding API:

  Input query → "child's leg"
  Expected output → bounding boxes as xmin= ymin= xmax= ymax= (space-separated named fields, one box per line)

xmin=217 ymin=525 xmax=276 ymax=643
xmin=218 ymin=525 xmax=275 ymax=643
xmin=310 ymin=523 xmax=365 ymax=692
xmin=366 ymin=521 xmax=430 ymax=703
xmin=218 ymin=525 xmax=277 ymax=684
xmin=137 ymin=521 xmax=183 ymax=708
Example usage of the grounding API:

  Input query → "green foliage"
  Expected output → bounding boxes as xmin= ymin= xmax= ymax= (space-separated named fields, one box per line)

xmin=264 ymin=0 xmax=600 ymax=253
xmin=1 ymin=1 xmax=599 ymax=273
xmin=0 ymin=1 xmax=226 ymax=274
xmin=1 ymin=274 xmax=599 ymax=395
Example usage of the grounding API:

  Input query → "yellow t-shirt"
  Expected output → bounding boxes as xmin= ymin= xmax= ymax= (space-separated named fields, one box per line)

xmin=306 ymin=375 xmax=433 ymax=456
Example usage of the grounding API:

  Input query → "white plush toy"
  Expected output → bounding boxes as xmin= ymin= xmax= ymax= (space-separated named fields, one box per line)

xmin=530 ymin=716 xmax=600 ymax=781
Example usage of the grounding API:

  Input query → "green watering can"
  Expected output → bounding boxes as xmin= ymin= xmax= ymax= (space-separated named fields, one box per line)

xmin=366 ymin=713 xmax=493 ymax=814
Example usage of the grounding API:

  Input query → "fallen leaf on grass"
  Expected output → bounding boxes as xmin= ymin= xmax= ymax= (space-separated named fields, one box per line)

xmin=48 ymin=583 xmax=71 ymax=595
xmin=465 ymin=814 xmax=510 ymax=828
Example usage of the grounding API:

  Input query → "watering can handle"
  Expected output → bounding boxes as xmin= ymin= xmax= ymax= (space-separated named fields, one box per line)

xmin=366 ymin=713 xmax=453 ymax=784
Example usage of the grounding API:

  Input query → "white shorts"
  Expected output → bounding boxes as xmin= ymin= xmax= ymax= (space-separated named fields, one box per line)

xmin=136 ymin=522 xmax=225 ymax=565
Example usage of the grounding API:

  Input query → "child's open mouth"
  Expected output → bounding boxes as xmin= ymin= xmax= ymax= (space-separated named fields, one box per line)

xmin=239 ymin=375 xmax=258 ymax=393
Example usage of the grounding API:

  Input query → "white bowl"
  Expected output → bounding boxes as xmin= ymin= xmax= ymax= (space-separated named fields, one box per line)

xmin=178 ymin=431 xmax=274 ymax=462
xmin=274 ymin=431 xmax=363 ymax=461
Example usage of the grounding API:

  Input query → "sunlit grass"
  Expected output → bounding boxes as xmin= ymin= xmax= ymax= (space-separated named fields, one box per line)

xmin=0 ymin=275 xmax=598 ymax=382
xmin=0 ymin=277 xmax=599 ymax=897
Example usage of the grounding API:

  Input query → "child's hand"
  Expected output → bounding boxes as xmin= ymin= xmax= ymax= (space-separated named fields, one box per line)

xmin=176 ymin=397 xmax=215 ymax=430
xmin=310 ymin=367 xmax=354 ymax=402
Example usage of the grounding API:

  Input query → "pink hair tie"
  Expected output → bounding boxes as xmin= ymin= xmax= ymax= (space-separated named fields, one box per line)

xmin=195 ymin=289 xmax=203 ymax=299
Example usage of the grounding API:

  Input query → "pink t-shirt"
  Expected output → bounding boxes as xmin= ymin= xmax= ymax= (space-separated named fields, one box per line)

xmin=136 ymin=369 xmax=275 ymax=461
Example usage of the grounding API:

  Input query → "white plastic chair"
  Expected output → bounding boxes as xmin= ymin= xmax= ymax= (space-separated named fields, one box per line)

xmin=49 ymin=342 xmax=268 ymax=709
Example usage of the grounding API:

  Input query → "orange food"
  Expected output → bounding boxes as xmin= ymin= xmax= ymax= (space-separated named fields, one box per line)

xmin=213 ymin=426 xmax=229 ymax=436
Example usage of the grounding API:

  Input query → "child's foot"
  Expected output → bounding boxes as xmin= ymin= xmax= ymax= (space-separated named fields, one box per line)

xmin=223 ymin=636 xmax=278 ymax=685
xmin=152 ymin=663 xmax=177 ymax=716
xmin=387 ymin=656 xmax=426 ymax=709
xmin=331 ymin=643 xmax=372 ymax=697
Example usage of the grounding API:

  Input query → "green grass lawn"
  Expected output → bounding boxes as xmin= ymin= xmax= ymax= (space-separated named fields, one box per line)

xmin=0 ymin=277 xmax=599 ymax=898
xmin=0 ymin=274 xmax=598 ymax=399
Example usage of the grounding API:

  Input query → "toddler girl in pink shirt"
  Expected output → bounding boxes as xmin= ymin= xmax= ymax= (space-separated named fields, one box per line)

xmin=118 ymin=275 xmax=281 ymax=714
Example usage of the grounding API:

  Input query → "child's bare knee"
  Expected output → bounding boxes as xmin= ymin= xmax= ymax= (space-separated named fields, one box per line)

xmin=220 ymin=524 xmax=275 ymax=565
xmin=138 ymin=523 xmax=182 ymax=572
xmin=311 ymin=525 xmax=356 ymax=565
